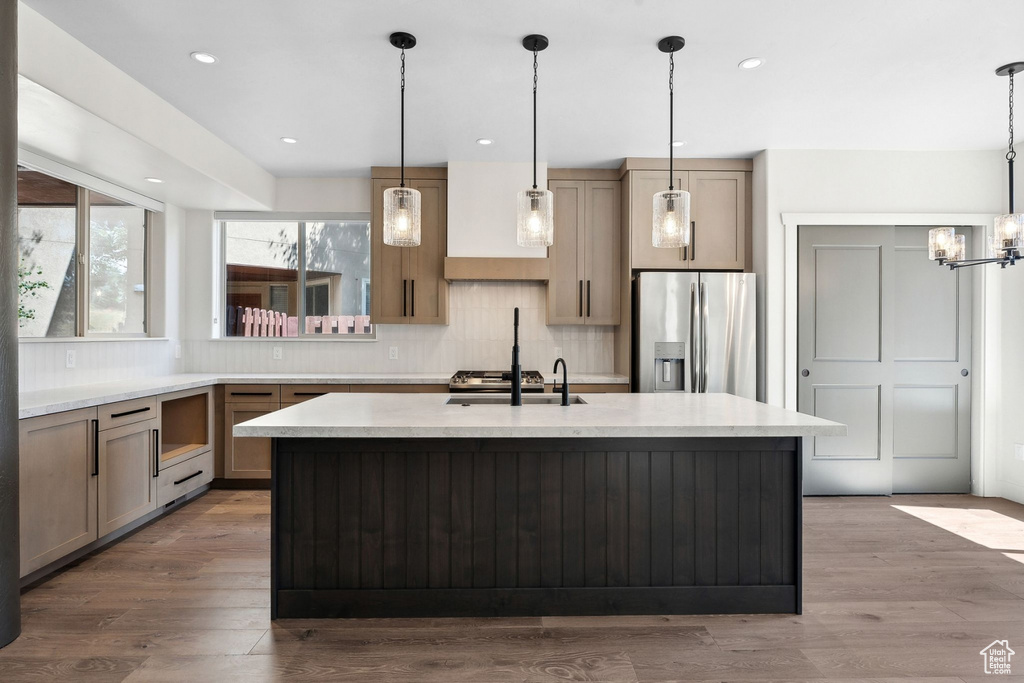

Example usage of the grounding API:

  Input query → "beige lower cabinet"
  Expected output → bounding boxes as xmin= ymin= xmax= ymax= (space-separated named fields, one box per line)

xmin=19 ymin=407 xmax=99 ymax=576
xmin=158 ymin=449 xmax=214 ymax=506
xmin=224 ymin=401 xmax=279 ymax=479
xmin=97 ymin=417 xmax=159 ymax=537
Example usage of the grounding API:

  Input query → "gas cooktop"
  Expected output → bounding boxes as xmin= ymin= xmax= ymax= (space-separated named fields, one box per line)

xmin=449 ymin=370 xmax=545 ymax=392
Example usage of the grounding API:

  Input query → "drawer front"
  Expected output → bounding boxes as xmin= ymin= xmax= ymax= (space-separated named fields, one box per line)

xmin=281 ymin=384 xmax=349 ymax=404
xmin=158 ymin=449 xmax=214 ymax=506
xmin=225 ymin=384 xmax=281 ymax=403
xmin=98 ymin=396 xmax=158 ymax=431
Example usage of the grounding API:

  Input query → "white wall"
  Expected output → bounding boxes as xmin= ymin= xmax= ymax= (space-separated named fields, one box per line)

xmin=276 ymin=178 xmax=371 ymax=213
xmin=992 ymin=164 xmax=1024 ymax=504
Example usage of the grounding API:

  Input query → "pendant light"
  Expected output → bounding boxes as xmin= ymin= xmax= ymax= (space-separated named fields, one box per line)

xmin=383 ymin=32 xmax=421 ymax=247
xmin=930 ymin=61 xmax=1024 ymax=269
xmin=653 ymin=36 xmax=690 ymax=249
xmin=517 ymin=34 xmax=554 ymax=248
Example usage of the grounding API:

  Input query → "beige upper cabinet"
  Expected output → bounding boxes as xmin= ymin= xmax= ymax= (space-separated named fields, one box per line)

xmin=19 ymin=407 xmax=98 ymax=577
xmin=629 ymin=171 xmax=689 ymax=270
xmin=371 ymin=172 xmax=449 ymax=325
xmin=627 ymin=166 xmax=750 ymax=271
xmin=547 ymin=179 xmax=621 ymax=325
xmin=687 ymin=171 xmax=747 ymax=271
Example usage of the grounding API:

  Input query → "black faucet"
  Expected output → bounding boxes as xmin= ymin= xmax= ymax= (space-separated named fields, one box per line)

xmin=511 ymin=307 xmax=522 ymax=407
xmin=553 ymin=357 xmax=569 ymax=406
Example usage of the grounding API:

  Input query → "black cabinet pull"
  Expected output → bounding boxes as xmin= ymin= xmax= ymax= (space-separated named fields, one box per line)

xmin=110 ymin=406 xmax=150 ymax=419
xmin=411 ymin=279 xmax=415 ymax=318
xmin=578 ymin=280 xmax=583 ymax=317
xmin=690 ymin=221 xmax=696 ymax=260
xmin=293 ymin=392 xmax=326 ymax=397
xmin=153 ymin=429 xmax=160 ymax=478
xmin=92 ymin=419 xmax=99 ymax=477
xmin=403 ymin=279 xmax=408 ymax=317
xmin=173 ymin=470 xmax=204 ymax=486
xmin=229 ymin=392 xmax=273 ymax=397
xmin=586 ymin=280 xmax=591 ymax=317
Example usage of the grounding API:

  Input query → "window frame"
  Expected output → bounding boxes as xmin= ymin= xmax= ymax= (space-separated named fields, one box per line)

xmin=16 ymin=161 xmax=151 ymax=340
xmin=217 ymin=212 xmax=375 ymax=341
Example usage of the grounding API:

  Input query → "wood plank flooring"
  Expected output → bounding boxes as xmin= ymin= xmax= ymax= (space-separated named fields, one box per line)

xmin=3 ymin=490 xmax=1023 ymax=681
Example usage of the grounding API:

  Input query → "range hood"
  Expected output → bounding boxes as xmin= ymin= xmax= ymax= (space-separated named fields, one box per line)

xmin=445 ymin=161 xmax=550 ymax=281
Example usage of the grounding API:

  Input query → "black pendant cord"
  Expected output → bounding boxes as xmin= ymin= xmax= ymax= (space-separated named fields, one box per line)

xmin=400 ymin=47 xmax=406 ymax=189
xmin=532 ymin=47 xmax=538 ymax=190
xmin=1008 ymin=70 xmax=1015 ymax=214
xmin=668 ymin=51 xmax=675 ymax=191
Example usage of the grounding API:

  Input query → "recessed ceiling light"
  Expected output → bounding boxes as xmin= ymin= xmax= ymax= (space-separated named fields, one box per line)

xmin=280 ymin=137 xmax=298 ymax=144
xmin=144 ymin=177 xmax=163 ymax=183
xmin=672 ymin=140 xmax=687 ymax=147
xmin=476 ymin=138 xmax=494 ymax=145
xmin=190 ymin=51 xmax=217 ymax=64
xmin=738 ymin=57 xmax=764 ymax=70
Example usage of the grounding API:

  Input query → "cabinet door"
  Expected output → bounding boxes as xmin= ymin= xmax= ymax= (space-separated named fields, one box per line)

xmin=686 ymin=171 xmax=746 ymax=271
xmin=19 ymin=408 xmax=98 ymax=577
xmin=371 ymin=178 xmax=410 ymax=323
xmin=584 ymin=180 xmax=621 ymax=325
xmin=547 ymin=180 xmax=585 ymax=324
xmin=98 ymin=418 xmax=159 ymax=537
xmin=224 ymin=402 xmax=280 ymax=479
xmin=629 ymin=170 xmax=689 ymax=270
xmin=407 ymin=178 xmax=449 ymax=324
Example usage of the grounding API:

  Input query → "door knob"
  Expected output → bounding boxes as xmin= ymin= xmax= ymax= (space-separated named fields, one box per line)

xmin=961 ymin=369 xmax=969 ymax=377
xmin=801 ymin=369 xmax=810 ymax=377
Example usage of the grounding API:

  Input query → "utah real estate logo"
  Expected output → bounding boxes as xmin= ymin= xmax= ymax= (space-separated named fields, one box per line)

xmin=980 ymin=640 xmax=1014 ymax=675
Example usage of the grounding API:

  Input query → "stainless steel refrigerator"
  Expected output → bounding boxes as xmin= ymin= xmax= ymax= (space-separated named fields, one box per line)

xmin=633 ymin=271 xmax=756 ymax=398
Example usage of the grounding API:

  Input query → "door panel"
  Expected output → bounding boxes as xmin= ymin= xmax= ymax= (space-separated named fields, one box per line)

xmin=630 ymin=171 xmax=688 ymax=269
xmin=812 ymin=385 xmax=881 ymax=460
xmin=584 ymin=180 xmax=620 ymax=325
xmin=408 ymin=178 xmax=448 ymax=323
xmin=799 ymin=226 xmax=893 ymax=495
xmin=891 ymin=228 xmax=971 ymax=493
xmin=98 ymin=418 xmax=158 ymax=537
xmin=798 ymin=225 xmax=971 ymax=495
xmin=894 ymin=246 xmax=958 ymax=361
xmin=371 ymin=178 xmax=410 ymax=322
xmin=548 ymin=181 xmax=584 ymax=324
xmin=687 ymin=171 xmax=745 ymax=271
xmin=813 ymin=246 xmax=881 ymax=361
xmin=224 ymin=402 xmax=279 ymax=479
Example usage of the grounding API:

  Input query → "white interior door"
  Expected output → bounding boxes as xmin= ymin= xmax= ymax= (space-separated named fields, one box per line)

xmin=797 ymin=225 xmax=971 ymax=495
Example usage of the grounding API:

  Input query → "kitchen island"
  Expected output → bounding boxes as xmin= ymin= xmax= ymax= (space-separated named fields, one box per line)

xmin=234 ymin=392 xmax=844 ymax=619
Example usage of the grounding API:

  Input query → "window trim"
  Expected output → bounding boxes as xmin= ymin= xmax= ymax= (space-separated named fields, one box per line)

xmin=219 ymin=213 xmax=375 ymax=341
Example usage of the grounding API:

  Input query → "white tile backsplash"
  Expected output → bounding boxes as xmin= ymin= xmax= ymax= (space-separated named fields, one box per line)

xmin=19 ymin=340 xmax=181 ymax=393
xmin=184 ymin=282 xmax=615 ymax=375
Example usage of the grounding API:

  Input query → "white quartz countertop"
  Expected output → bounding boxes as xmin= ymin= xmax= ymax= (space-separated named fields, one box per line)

xmin=18 ymin=372 xmax=628 ymax=419
xmin=233 ymin=392 xmax=846 ymax=439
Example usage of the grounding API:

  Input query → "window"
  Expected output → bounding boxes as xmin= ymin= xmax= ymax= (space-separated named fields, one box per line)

xmin=222 ymin=217 xmax=372 ymax=338
xmin=16 ymin=166 xmax=149 ymax=338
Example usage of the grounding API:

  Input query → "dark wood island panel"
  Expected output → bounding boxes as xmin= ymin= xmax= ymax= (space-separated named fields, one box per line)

xmin=271 ymin=436 xmax=801 ymax=618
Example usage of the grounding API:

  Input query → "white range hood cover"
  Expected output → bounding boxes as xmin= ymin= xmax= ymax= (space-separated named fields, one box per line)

xmin=447 ymin=161 xmax=548 ymax=259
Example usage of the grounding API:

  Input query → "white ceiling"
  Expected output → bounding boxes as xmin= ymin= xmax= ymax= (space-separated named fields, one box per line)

xmin=22 ymin=0 xmax=1024 ymax=178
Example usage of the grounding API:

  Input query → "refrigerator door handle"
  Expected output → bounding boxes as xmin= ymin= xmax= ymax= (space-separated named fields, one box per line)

xmin=700 ymin=281 xmax=708 ymax=393
xmin=689 ymin=283 xmax=698 ymax=393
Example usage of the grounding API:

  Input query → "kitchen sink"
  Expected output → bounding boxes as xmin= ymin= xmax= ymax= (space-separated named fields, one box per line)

xmin=446 ymin=395 xmax=587 ymax=406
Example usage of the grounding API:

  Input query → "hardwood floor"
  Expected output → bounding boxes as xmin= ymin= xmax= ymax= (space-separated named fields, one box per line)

xmin=3 ymin=490 xmax=1024 ymax=681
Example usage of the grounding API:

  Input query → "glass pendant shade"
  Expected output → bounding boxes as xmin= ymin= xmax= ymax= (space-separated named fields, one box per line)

xmin=383 ymin=187 xmax=421 ymax=247
xmin=653 ymin=190 xmax=691 ymax=248
xmin=928 ymin=227 xmax=956 ymax=261
xmin=994 ymin=213 xmax=1024 ymax=254
xmin=950 ymin=233 xmax=967 ymax=261
xmin=516 ymin=188 xmax=554 ymax=248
